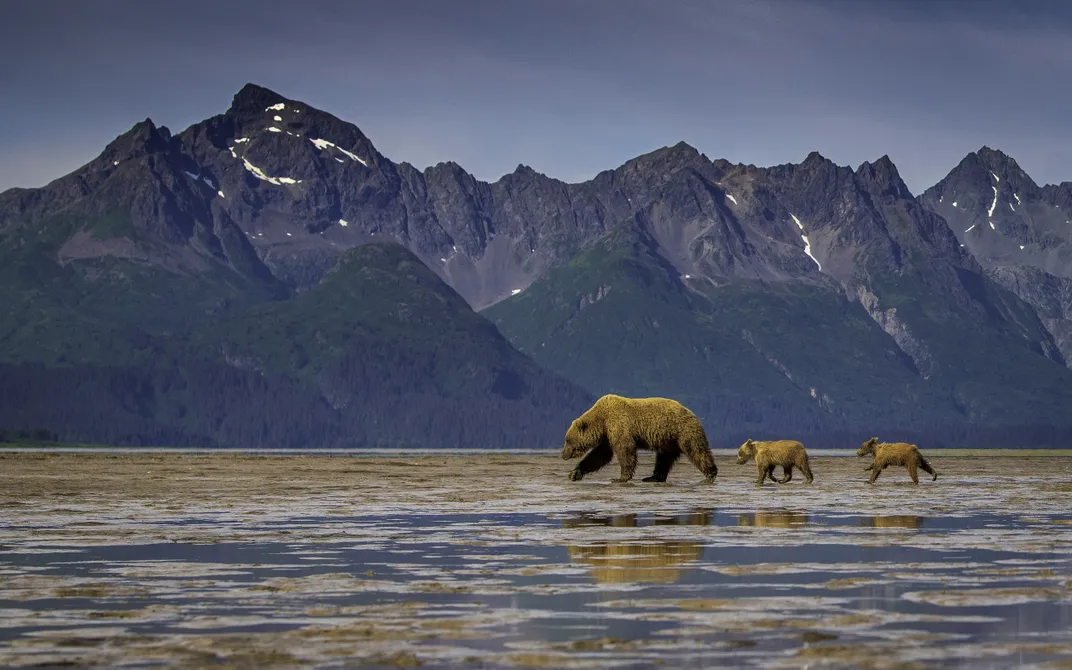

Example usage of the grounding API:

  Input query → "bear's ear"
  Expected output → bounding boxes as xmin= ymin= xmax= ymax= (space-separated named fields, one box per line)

xmin=579 ymin=421 xmax=587 ymax=432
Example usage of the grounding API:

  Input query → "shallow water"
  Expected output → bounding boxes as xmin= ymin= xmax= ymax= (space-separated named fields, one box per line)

xmin=1 ymin=452 xmax=1071 ymax=668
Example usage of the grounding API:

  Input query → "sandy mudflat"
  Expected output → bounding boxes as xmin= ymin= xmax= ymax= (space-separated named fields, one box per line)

xmin=1 ymin=452 xmax=1072 ymax=668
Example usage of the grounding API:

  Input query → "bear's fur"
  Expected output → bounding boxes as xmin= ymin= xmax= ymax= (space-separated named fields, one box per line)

xmin=736 ymin=438 xmax=814 ymax=485
xmin=857 ymin=437 xmax=938 ymax=484
xmin=561 ymin=394 xmax=718 ymax=484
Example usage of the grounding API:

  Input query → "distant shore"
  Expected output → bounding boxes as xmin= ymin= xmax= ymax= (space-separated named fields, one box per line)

xmin=2 ymin=442 xmax=1070 ymax=457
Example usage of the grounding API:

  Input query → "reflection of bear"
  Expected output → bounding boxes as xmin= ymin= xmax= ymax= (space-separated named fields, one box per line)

xmin=561 ymin=394 xmax=718 ymax=484
xmin=736 ymin=511 xmax=810 ymax=527
xmin=736 ymin=439 xmax=814 ymax=485
xmin=857 ymin=437 xmax=938 ymax=484
xmin=567 ymin=542 xmax=704 ymax=583
xmin=858 ymin=515 xmax=924 ymax=529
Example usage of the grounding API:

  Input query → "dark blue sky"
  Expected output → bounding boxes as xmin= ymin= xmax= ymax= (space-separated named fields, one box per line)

xmin=3 ymin=0 xmax=1071 ymax=194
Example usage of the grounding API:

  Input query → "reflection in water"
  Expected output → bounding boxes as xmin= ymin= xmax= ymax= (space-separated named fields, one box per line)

xmin=737 ymin=510 xmax=810 ymax=528
xmin=560 ymin=509 xmax=712 ymax=528
xmin=857 ymin=515 xmax=925 ymax=529
xmin=567 ymin=542 xmax=704 ymax=583
xmin=562 ymin=509 xmax=709 ymax=583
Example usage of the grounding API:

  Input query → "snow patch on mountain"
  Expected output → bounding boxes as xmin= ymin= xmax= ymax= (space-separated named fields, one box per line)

xmin=242 ymin=158 xmax=299 ymax=187
xmin=791 ymin=214 xmax=821 ymax=271
xmin=308 ymin=138 xmax=368 ymax=166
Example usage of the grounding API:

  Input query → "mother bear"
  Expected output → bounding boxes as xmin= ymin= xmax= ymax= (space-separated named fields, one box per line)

xmin=561 ymin=394 xmax=718 ymax=484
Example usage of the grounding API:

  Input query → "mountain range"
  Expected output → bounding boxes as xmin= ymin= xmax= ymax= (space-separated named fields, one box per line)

xmin=2 ymin=83 xmax=1070 ymax=448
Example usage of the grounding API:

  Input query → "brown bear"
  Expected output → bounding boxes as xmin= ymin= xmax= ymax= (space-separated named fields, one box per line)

xmin=857 ymin=437 xmax=938 ymax=484
xmin=561 ymin=394 xmax=718 ymax=484
xmin=736 ymin=438 xmax=814 ymax=485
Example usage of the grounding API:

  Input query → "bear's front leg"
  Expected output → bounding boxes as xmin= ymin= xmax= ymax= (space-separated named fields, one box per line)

xmin=568 ymin=443 xmax=613 ymax=482
xmin=611 ymin=443 xmax=637 ymax=483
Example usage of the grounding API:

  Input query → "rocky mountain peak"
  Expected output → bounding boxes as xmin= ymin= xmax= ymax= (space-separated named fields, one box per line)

xmin=100 ymin=118 xmax=174 ymax=165
xmin=801 ymin=150 xmax=830 ymax=167
xmin=228 ymin=83 xmax=289 ymax=119
xmin=637 ymin=141 xmax=704 ymax=167
xmin=855 ymin=155 xmax=912 ymax=200
xmin=935 ymin=147 xmax=1040 ymax=201
xmin=214 ymin=83 xmax=380 ymax=172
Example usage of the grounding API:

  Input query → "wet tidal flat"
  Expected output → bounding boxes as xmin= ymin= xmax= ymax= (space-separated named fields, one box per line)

xmin=2 ymin=452 xmax=1072 ymax=668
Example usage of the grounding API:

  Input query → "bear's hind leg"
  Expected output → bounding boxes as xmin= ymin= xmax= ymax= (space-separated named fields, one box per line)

xmin=643 ymin=448 xmax=681 ymax=483
xmin=570 ymin=443 xmax=613 ymax=481
xmin=919 ymin=456 xmax=938 ymax=481
xmin=778 ymin=465 xmax=794 ymax=484
xmin=681 ymin=437 xmax=718 ymax=484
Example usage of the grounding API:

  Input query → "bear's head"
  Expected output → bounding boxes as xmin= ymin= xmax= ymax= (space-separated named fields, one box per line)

xmin=561 ymin=416 xmax=603 ymax=460
xmin=858 ymin=437 xmax=879 ymax=457
xmin=736 ymin=439 xmax=757 ymax=465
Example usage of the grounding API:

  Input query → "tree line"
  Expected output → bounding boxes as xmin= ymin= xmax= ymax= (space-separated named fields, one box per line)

xmin=2 ymin=359 xmax=1070 ymax=450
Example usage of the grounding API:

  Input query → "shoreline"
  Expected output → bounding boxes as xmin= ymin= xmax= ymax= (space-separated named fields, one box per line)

xmin=2 ymin=446 xmax=1071 ymax=457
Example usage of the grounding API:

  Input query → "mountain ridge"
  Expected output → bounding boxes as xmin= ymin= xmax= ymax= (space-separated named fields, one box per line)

xmin=3 ymin=83 xmax=1072 ymax=447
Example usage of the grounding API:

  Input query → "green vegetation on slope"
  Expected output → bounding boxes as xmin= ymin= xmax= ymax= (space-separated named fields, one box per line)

xmin=483 ymin=222 xmax=1070 ymax=446
xmin=0 ymin=229 xmax=591 ymax=448
xmin=484 ymin=224 xmax=836 ymax=439
xmin=864 ymin=263 xmax=1072 ymax=427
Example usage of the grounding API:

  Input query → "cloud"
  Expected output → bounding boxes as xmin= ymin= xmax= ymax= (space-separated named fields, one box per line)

xmin=2 ymin=0 xmax=1072 ymax=193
